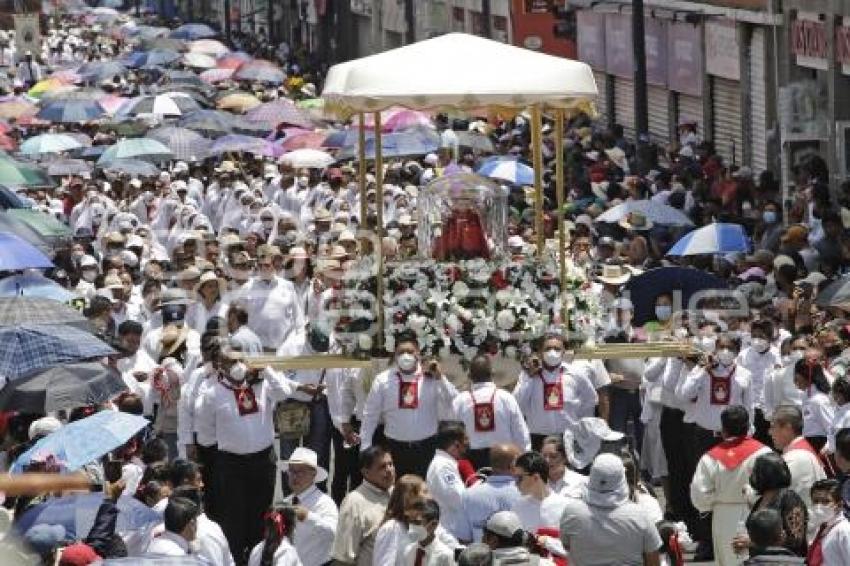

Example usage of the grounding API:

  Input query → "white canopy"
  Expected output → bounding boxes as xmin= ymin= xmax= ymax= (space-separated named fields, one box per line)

xmin=322 ymin=33 xmax=597 ymax=114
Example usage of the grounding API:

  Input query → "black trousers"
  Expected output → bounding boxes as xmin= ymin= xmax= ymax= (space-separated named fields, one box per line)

xmin=330 ymin=419 xmax=362 ymax=506
xmin=196 ymin=443 xmax=219 ymax=521
xmin=385 ymin=435 xmax=437 ymax=479
xmin=215 ymin=446 xmax=276 ymax=565
xmin=753 ymin=408 xmax=774 ymax=450
xmin=660 ymin=408 xmax=692 ymax=522
xmin=691 ymin=425 xmax=723 ymax=546
xmin=466 ymin=448 xmax=490 ymax=471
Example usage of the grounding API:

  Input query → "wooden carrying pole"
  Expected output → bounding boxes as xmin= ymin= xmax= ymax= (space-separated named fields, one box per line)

xmin=555 ymin=109 xmax=567 ymax=324
xmin=374 ymin=112 xmax=385 ymax=350
xmin=358 ymin=112 xmax=368 ymax=225
xmin=531 ymin=105 xmax=545 ymax=257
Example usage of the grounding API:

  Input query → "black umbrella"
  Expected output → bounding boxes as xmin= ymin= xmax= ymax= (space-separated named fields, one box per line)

xmin=624 ymin=266 xmax=729 ymax=326
xmin=0 ymin=361 xmax=127 ymax=412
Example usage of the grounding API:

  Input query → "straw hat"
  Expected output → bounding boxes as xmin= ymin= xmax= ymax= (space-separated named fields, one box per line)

xmin=595 ymin=264 xmax=631 ymax=286
xmin=161 ymin=324 xmax=190 ymax=358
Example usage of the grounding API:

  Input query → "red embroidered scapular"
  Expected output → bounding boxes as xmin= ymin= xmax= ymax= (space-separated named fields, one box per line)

xmin=397 ymin=373 xmax=420 ymax=409
xmin=709 ymin=365 xmax=735 ymax=406
xmin=707 ymin=436 xmax=766 ymax=470
xmin=472 ymin=387 xmax=498 ymax=432
xmin=540 ymin=368 xmax=564 ymax=411
xmin=219 ymin=374 xmax=260 ymax=416
xmin=787 ymin=437 xmax=820 ymax=458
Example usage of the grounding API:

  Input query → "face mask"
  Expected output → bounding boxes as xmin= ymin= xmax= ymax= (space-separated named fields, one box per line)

xmin=809 ymin=504 xmax=837 ymax=527
xmin=81 ymin=269 xmax=97 ymax=282
xmin=297 ymin=177 xmax=308 ymax=188
xmin=543 ymin=348 xmax=563 ymax=367
xmin=397 ymin=352 xmax=417 ymax=372
xmin=717 ymin=348 xmax=736 ymax=367
xmin=408 ymin=524 xmax=428 ymax=543
xmin=655 ymin=305 xmax=672 ymax=322
xmin=751 ymin=338 xmax=769 ymax=353
xmin=763 ymin=210 xmax=777 ymax=224
xmin=229 ymin=362 xmax=247 ymax=383
xmin=695 ymin=336 xmax=716 ymax=354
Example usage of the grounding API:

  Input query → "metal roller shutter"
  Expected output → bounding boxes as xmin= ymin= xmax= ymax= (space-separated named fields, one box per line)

xmin=648 ymin=85 xmax=671 ymax=146
xmin=593 ymin=71 xmax=609 ymax=123
xmin=749 ymin=28 xmax=768 ymax=174
xmin=712 ymin=76 xmax=744 ymax=167
xmin=677 ymin=94 xmax=704 ymax=139
xmin=614 ymin=77 xmax=636 ymax=139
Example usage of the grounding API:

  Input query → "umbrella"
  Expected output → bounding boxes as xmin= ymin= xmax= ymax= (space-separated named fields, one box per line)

xmin=37 ymin=100 xmax=105 ymax=124
xmin=0 ymin=323 xmax=115 ymax=381
xmin=456 ymin=131 xmax=495 ymax=153
xmin=362 ymin=107 xmax=433 ymax=131
xmin=425 ymin=171 xmax=503 ymax=197
xmin=209 ymin=134 xmax=270 ymax=155
xmin=0 ymin=296 xmax=85 ymax=326
xmin=101 ymin=158 xmax=161 ymax=177
xmin=123 ymin=49 xmax=181 ymax=68
xmin=279 ymin=130 xmax=328 ymax=151
xmin=4 ymin=209 xmax=71 ymax=241
xmin=121 ymin=93 xmax=199 ymax=117
xmin=233 ymin=60 xmax=286 ymax=84
xmin=181 ymin=51 xmax=217 ymax=69
xmin=15 ymin=493 xmax=160 ymax=539
xmin=137 ymin=37 xmax=186 ymax=53
xmin=595 ymin=199 xmax=695 ymax=227
xmin=666 ymin=222 xmax=750 ymax=256
xmin=200 ymin=67 xmax=234 ymax=83
xmin=0 ymin=232 xmax=53 ymax=270
xmin=171 ymin=23 xmax=217 ymax=40
xmin=624 ymin=266 xmax=729 ymax=326
xmin=217 ymin=92 xmax=262 ymax=113
xmin=189 ymin=39 xmax=229 ymax=56
xmin=0 ymin=362 xmax=126 ymax=412
xmin=19 ymin=134 xmax=83 ymax=156
xmin=0 ymin=274 xmax=79 ymax=302
xmin=0 ymin=157 xmax=51 ymax=186
xmin=815 ymin=275 xmax=850 ymax=309
xmin=245 ymin=99 xmax=313 ymax=128
xmin=477 ymin=157 xmax=534 ymax=185
xmin=12 ymin=409 xmax=149 ymax=472
xmin=178 ymin=110 xmax=233 ymax=138
xmin=77 ymin=60 xmax=128 ymax=83
xmin=217 ymin=53 xmax=252 ymax=69
xmin=97 ymin=94 xmax=130 ymax=115
xmin=147 ymin=126 xmax=211 ymax=161
xmin=45 ymin=158 xmax=92 ymax=177
xmin=280 ymin=149 xmax=335 ymax=169
xmin=27 ymin=78 xmax=70 ymax=99
xmin=334 ymin=130 xmax=441 ymax=160
xmin=0 ymin=99 xmax=37 ymax=120
xmin=162 ymin=70 xmax=207 ymax=89
xmin=97 ymin=138 xmax=174 ymax=165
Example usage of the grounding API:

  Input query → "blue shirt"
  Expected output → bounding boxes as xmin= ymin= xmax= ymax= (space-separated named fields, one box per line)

xmin=459 ymin=474 xmax=521 ymax=542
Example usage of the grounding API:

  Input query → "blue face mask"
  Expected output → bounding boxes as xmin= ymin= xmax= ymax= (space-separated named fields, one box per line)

xmin=655 ymin=305 xmax=672 ymax=322
xmin=763 ymin=210 xmax=777 ymax=224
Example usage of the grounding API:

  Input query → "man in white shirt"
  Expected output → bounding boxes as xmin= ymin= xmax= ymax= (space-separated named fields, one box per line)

xmin=116 ymin=320 xmax=155 ymax=416
xmin=170 ymin=483 xmax=234 ymax=566
xmin=146 ymin=497 xmax=200 ymax=557
xmin=513 ymin=334 xmax=598 ymax=450
xmin=738 ymin=319 xmax=782 ymax=446
xmin=401 ymin=499 xmax=455 ymax=566
xmin=769 ymin=404 xmax=826 ymax=509
xmin=281 ymin=447 xmax=339 ymax=566
xmin=15 ymin=51 xmax=42 ymax=86
xmin=226 ymin=302 xmax=264 ymax=355
xmin=360 ymin=331 xmax=458 ymax=478
xmin=510 ymin=451 xmax=568 ymax=560
xmin=426 ymin=422 xmax=469 ymax=542
xmin=453 ymin=354 xmax=530 ymax=470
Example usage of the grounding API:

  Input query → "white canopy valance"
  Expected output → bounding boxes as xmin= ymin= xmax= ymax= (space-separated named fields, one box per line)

xmin=322 ymin=33 xmax=598 ymax=114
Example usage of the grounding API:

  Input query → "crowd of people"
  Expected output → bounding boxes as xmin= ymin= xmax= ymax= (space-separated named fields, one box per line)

xmin=5 ymin=6 xmax=850 ymax=566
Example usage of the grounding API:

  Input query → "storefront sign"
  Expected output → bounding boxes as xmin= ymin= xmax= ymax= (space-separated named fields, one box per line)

xmin=645 ymin=18 xmax=667 ymax=86
xmin=790 ymin=13 xmax=828 ymax=70
xmin=576 ymin=10 xmax=606 ymax=70
xmin=13 ymin=13 xmax=41 ymax=59
xmin=706 ymin=20 xmax=740 ymax=80
xmin=605 ymin=13 xmax=633 ymax=78
xmin=667 ymin=22 xmax=702 ymax=97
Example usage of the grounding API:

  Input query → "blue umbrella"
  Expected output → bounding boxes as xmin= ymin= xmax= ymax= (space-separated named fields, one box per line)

xmin=12 ymin=410 xmax=149 ymax=473
xmin=147 ymin=126 xmax=211 ymax=161
xmin=477 ymin=156 xmax=534 ymax=186
xmin=595 ymin=199 xmax=695 ymax=227
xmin=209 ymin=133 xmax=269 ymax=155
xmin=170 ymin=23 xmax=217 ymax=40
xmin=335 ymin=130 xmax=440 ymax=160
xmin=36 ymin=100 xmax=105 ymax=124
xmin=624 ymin=266 xmax=729 ymax=326
xmin=123 ymin=49 xmax=180 ymax=68
xmin=0 ymin=232 xmax=53 ymax=270
xmin=77 ymin=61 xmax=128 ymax=83
xmin=15 ymin=493 xmax=160 ymax=539
xmin=0 ymin=273 xmax=78 ymax=302
xmin=666 ymin=222 xmax=750 ymax=256
xmin=0 ymin=324 xmax=115 ymax=380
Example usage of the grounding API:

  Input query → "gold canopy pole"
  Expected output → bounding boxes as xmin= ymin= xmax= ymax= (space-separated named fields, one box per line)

xmin=531 ymin=105 xmax=544 ymax=258
xmin=358 ymin=112 xmax=367 ymax=225
xmin=555 ymin=109 xmax=567 ymax=325
xmin=374 ymin=112 xmax=385 ymax=351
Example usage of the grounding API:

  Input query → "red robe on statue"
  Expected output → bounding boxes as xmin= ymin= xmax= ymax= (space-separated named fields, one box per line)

xmin=433 ymin=208 xmax=490 ymax=261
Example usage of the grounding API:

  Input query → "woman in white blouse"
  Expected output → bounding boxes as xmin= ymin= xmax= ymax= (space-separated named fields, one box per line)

xmin=248 ymin=506 xmax=302 ymax=566
xmin=373 ymin=475 xmax=428 ymax=566
xmin=793 ymin=356 xmax=835 ymax=452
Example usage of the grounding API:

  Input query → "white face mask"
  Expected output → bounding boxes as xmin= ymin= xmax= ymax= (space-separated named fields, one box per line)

xmin=81 ymin=269 xmax=97 ymax=282
xmin=229 ymin=362 xmax=247 ymax=382
xmin=397 ymin=352 xmax=417 ymax=372
xmin=751 ymin=338 xmax=769 ymax=353
xmin=809 ymin=503 xmax=838 ymax=527
xmin=543 ymin=348 xmax=563 ymax=367
xmin=408 ymin=524 xmax=428 ymax=543
xmin=717 ymin=348 xmax=736 ymax=367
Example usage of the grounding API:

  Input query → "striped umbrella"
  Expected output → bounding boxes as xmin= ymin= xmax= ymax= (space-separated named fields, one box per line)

xmin=233 ymin=60 xmax=285 ymax=84
xmin=362 ymin=107 xmax=434 ymax=132
xmin=0 ymin=156 xmax=51 ymax=186
xmin=666 ymin=222 xmax=750 ymax=256
xmin=178 ymin=110 xmax=233 ymax=138
xmin=476 ymin=157 xmax=534 ymax=186
xmin=209 ymin=134 xmax=270 ymax=155
xmin=245 ymin=99 xmax=313 ymax=128
xmin=37 ymin=100 xmax=105 ymax=124
xmin=200 ymin=68 xmax=234 ymax=83
xmin=121 ymin=93 xmax=200 ymax=117
xmin=595 ymin=199 xmax=694 ymax=227
xmin=19 ymin=134 xmax=83 ymax=156
xmin=147 ymin=126 xmax=212 ymax=161
xmin=97 ymin=138 xmax=174 ymax=165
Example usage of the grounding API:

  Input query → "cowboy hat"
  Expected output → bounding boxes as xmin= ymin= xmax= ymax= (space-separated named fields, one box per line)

xmin=595 ymin=264 xmax=631 ymax=286
xmin=160 ymin=323 xmax=190 ymax=358
xmin=618 ymin=211 xmax=654 ymax=231
xmin=282 ymin=447 xmax=328 ymax=483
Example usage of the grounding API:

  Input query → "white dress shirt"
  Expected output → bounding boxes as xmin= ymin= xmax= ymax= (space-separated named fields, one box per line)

xmin=284 ymin=485 xmax=338 ymax=566
xmin=146 ymin=531 xmax=190 ymax=556
xmin=803 ymin=390 xmax=835 ymax=438
xmin=678 ymin=363 xmax=753 ymax=432
xmin=247 ymin=538 xmax=302 ymax=566
xmin=197 ymin=513 xmax=235 ymax=566
xmin=178 ymin=363 xmax=216 ymax=455
xmin=738 ymin=345 xmax=781 ymax=410
xmin=821 ymin=516 xmax=850 ymax=566
xmin=782 ymin=437 xmax=826 ymax=509
xmin=549 ymin=469 xmax=588 ymax=499
xmin=231 ymin=325 xmax=264 ymax=355
xmin=360 ymin=365 xmax=458 ymax=448
xmin=426 ymin=449 xmax=466 ymax=540
xmin=829 ymin=403 xmax=850 ymax=453
xmin=400 ymin=537 xmax=455 ymax=566
xmin=372 ymin=519 xmax=407 ymax=566
xmin=512 ymin=363 xmax=598 ymax=435
xmin=452 ymin=382 xmax=531 ymax=451
xmin=326 ymin=365 xmax=367 ymax=433
xmin=196 ymin=368 xmax=297 ymax=454
xmin=510 ymin=492 xmax=568 ymax=557
xmin=227 ymin=276 xmax=304 ymax=350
